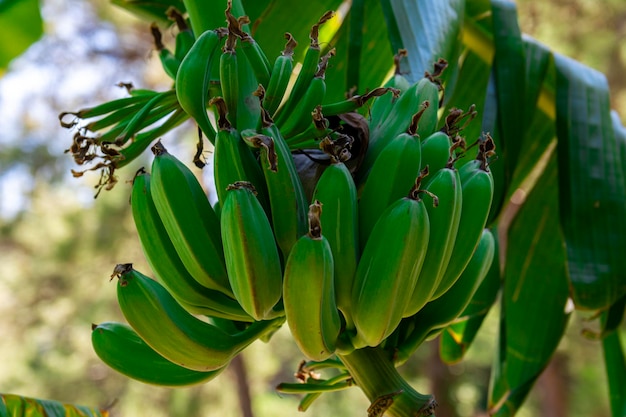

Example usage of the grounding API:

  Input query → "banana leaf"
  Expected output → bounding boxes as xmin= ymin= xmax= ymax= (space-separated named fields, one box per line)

xmin=110 ymin=0 xmax=185 ymax=24
xmin=555 ymin=53 xmax=626 ymax=311
xmin=489 ymin=154 xmax=571 ymax=415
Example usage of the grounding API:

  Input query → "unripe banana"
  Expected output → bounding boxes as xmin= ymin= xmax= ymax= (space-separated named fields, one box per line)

xmin=176 ymin=28 xmax=224 ymax=143
xmin=263 ymin=33 xmax=297 ymax=117
xmin=217 ymin=7 xmax=263 ymax=131
xmin=279 ymin=48 xmax=333 ymax=138
xmin=273 ymin=11 xmax=334 ymax=126
xmin=211 ymin=99 xmax=269 ymax=212
xmin=116 ymin=108 xmax=189 ymax=170
xmin=321 ymin=87 xmax=394 ymax=118
xmin=351 ymin=176 xmax=431 ymax=348
xmin=131 ymin=169 xmax=252 ymax=321
xmin=284 ymin=105 xmax=330 ymax=149
xmin=113 ymin=90 xmax=179 ymax=147
xmin=219 ymin=30 xmax=240 ymax=127
xmin=432 ymin=137 xmax=495 ymax=299
xmin=357 ymin=120 xmax=422 ymax=251
xmin=368 ymin=49 xmax=410 ymax=132
xmin=403 ymin=164 xmax=462 ymax=316
xmin=360 ymin=73 xmax=442 ymax=182
xmin=92 ymin=321 xmax=226 ymax=386
xmin=151 ymin=23 xmax=180 ymax=80
xmin=150 ymin=141 xmax=231 ymax=296
xmin=113 ymin=264 xmax=284 ymax=371
xmin=395 ymin=228 xmax=495 ymax=363
xmin=419 ymin=131 xmax=453 ymax=186
xmin=312 ymin=139 xmax=359 ymax=327
xmin=167 ymin=8 xmax=195 ymax=63
xmin=243 ymin=119 xmax=308 ymax=258
xmin=237 ymin=31 xmax=271 ymax=89
xmin=283 ymin=201 xmax=342 ymax=361
xmin=221 ymin=182 xmax=283 ymax=320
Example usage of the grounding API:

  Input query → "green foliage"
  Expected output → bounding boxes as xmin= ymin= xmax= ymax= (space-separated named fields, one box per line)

xmin=0 ymin=0 xmax=42 ymax=73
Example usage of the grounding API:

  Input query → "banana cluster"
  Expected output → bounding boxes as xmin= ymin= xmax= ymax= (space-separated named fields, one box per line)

xmin=84 ymin=2 xmax=497 ymax=392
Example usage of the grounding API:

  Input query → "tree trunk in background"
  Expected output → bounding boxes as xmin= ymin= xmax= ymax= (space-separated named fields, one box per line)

xmin=428 ymin=340 xmax=460 ymax=417
xmin=536 ymin=352 xmax=569 ymax=417
xmin=230 ymin=354 xmax=255 ymax=417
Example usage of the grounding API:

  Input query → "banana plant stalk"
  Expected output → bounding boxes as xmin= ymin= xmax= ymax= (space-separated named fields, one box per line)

xmin=338 ymin=347 xmax=436 ymax=417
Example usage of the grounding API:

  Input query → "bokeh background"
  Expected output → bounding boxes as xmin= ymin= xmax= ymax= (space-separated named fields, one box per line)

xmin=0 ymin=0 xmax=624 ymax=416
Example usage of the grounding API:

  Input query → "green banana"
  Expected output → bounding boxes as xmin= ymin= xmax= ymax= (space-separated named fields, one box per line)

xmin=357 ymin=118 xmax=422 ymax=251
xmin=113 ymin=264 xmax=284 ymax=371
xmin=431 ymin=136 xmax=495 ymax=299
xmin=167 ymin=7 xmax=195 ymax=62
xmin=236 ymin=29 xmax=271 ymax=89
xmin=130 ymin=169 xmax=252 ymax=321
xmin=211 ymin=98 xmax=269 ymax=212
xmin=273 ymin=10 xmax=334 ymax=126
xmin=312 ymin=138 xmax=359 ymax=328
xmin=279 ymin=48 xmax=333 ymax=139
xmin=283 ymin=201 xmax=342 ymax=361
xmin=403 ymin=164 xmax=462 ymax=317
xmin=351 ymin=175 xmax=431 ymax=348
xmin=150 ymin=141 xmax=231 ymax=296
xmin=221 ymin=182 xmax=283 ymax=320
xmin=395 ymin=228 xmax=495 ymax=363
xmin=113 ymin=89 xmax=179 ymax=146
xmin=219 ymin=28 xmax=240 ymax=127
xmin=220 ymin=5 xmax=262 ymax=131
xmin=59 ymin=91 xmax=157 ymax=126
xmin=242 ymin=117 xmax=308 ymax=258
xmin=284 ymin=105 xmax=330 ymax=149
xmin=419 ymin=131 xmax=453 ymax=186
xmin=262 ymin=33 xmax=297 ymax=116
xmin=151 ymin=23 xmax=180 ymax=80
xmin=92 ymin=322 xmax=226 ymax=386
xmin=176 ymin=28 xmax=224 ymax=143
xmin=367 ymin=49 xmax=409 ymax=131
xmin=320 ymin=87 xmax=394 ymax=118
xmin=360 ymin=71 xmax=442 ymax=183
xmin=80 ymin=99 xmax=149 ymax=134
xmin=79 ymin=89 xmax=176 ymax=148
xmin=116 ymin=108 xmax=189 ymax=169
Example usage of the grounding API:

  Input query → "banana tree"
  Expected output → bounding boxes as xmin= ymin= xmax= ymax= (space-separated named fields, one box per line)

xmin=4 ymin=0 xmax=626 ymax=416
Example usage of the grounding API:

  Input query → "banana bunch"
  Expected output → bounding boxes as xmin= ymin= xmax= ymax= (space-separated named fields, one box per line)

xmin=80 ymin=2 xmax=499 ymax=402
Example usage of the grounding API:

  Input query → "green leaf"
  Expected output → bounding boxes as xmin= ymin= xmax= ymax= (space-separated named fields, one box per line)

xmin=0 ymin=0 xmax=43 ymax=73
xmin=555 ymin=53 xmax=626 ymax=311
xmin=602 ymin=314 xmax=626 ymax=417
xmin=388 ymin=0 xmax=465 ymax=84
xmin=489 ymin=154 xmax=571 ymax=414
xmin=491 ymin=0 xmax=525 ymax=182
xmin=506 ymin=38 xmax=555 ymax=197
xmin=325 ymin=0 xmax=395 ymax=101
xmin=442 ymin=49 xmax=492 ymax=143
xmin=243 ymin=0 xmax=344 ymax=64
xmin=110 ymin=0 xmax=185 ymax=25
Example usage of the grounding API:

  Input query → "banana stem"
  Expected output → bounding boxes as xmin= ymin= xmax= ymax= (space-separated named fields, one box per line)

xmin=337 ymin=347 xmax=437 ymax=417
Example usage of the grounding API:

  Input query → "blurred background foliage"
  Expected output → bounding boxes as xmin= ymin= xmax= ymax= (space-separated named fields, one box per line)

xmin=0 ymin=0 xmax=623 ymax=416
